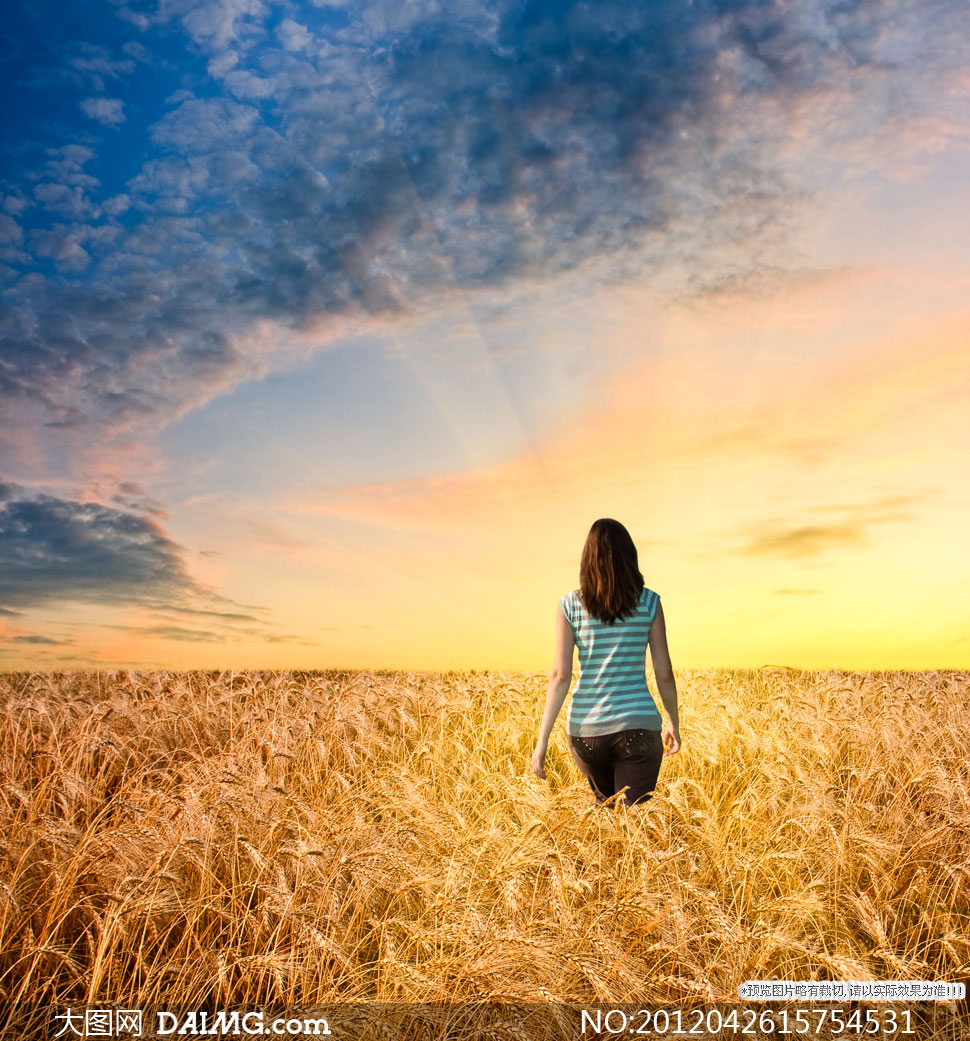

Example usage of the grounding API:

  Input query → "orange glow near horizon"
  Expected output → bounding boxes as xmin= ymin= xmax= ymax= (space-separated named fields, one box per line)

xmin=13 ymin=295 xmax=963 ymax=674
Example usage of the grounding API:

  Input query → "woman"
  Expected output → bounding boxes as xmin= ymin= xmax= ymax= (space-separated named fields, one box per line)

xmin=531 ymin=518 xmax=681 ymax=806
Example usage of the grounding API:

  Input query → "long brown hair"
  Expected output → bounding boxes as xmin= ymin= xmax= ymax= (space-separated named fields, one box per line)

xmin=578 ymin=518 xmax=644 ymax=625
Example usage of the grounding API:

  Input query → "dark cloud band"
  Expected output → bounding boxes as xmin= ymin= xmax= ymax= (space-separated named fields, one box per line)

xmin=0 ymin=485 xmax=206 ymax=609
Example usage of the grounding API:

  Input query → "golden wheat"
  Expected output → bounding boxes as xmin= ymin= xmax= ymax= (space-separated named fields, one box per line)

xmin=0 ymin=668 xmax=967 ymax=1038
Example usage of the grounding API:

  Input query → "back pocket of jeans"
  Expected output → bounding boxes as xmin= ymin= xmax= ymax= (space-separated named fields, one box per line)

xmin=572 ymin=736 xmax=596 ymax=762
xmin=620 ymin=729 xmax=657 ymax=759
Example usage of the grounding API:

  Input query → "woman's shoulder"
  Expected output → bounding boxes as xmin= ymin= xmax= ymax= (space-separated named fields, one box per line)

xmin=640 ymin=586 xmax=661 ymax=618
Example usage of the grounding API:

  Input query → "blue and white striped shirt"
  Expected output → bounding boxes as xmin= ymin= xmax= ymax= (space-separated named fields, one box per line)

xmin=560 ymin=585 xmax=663 ymax=737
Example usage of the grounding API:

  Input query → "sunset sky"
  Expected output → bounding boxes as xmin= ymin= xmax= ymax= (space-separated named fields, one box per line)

xmin=1 ymin=0 xmax=967 ymax=672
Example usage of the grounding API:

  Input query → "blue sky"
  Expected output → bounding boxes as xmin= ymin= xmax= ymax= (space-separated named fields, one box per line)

xmin=1 ymin=0 xmax=968 ymax=670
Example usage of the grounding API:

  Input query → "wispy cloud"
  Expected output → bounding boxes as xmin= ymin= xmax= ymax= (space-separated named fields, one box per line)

xmin=289 ymin=455 xmax=564 ymax=535
xmin=246 ymin=519 xmax=312 ymax=550
xmin=80 ymin=96 xmax=125 ymax=126
xmin=107 ymin=623 xmax=231 ymax=643
xmin=738 ymin=493 xmax=928 ymax=560
xmin=105 ymin=622 xmax=313 ymax=645
xmin=142 ymin=603 xmax=265 ymax=624
xmin=679 ymin=264 xmax=867 ymax=307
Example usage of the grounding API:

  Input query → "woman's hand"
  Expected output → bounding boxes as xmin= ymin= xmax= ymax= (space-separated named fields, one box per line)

xmin=662 ymin=721 xmax=681 ymax=755
xmin=531 ymin=742 xmax=548 ymax=779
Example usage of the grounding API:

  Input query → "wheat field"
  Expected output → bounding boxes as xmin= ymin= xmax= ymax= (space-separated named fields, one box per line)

xmin=0 ymin=668 xmax=968 ymax=1039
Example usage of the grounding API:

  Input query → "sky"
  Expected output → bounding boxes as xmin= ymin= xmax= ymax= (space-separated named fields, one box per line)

xmin=0 ymin=0 xmax=968 ymax=673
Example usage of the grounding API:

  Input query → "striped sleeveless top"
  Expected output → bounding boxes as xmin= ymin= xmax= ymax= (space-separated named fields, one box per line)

xmin=560 ymin=585 xmax=663 ymax=737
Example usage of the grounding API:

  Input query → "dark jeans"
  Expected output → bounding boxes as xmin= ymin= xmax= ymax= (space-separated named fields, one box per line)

xmin=569 ymin=728 xmax=664 ymax=806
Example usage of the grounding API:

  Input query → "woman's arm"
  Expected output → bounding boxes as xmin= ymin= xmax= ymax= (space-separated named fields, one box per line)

xmin=532 ymin=600 xmax=576 ymax=779
xmin=648 ymin=600 xmax=681 ymax=754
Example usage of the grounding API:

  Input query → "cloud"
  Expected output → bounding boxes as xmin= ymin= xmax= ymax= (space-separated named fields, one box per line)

xmin=102 ymin=194 xmax=131 ymax=216
xmin=31 ymin=186 xmax=99 ymax=221
xmin=149 ymin=96 xmax=262 ymax=153
xmin=105 ymin=621 xmax=310 ymax=644
xmin=29 ymin=226 xmax=92 ymax=270
xmin=679 ymin=264 xmax=864 ymax=306
xmin=0 ymin=216 xmax=23 ymax=246
xmin=41 ymin=144 xmax=100 ymax=189
xmin=277 ymin=19 xmax=311 ymax=52
xmin=80 ymin=96 xmax=126 ymax=126
xmin=27 ymin=146 xmax=102 ymax=225
xmin=0 ymin=481 xmax=301 ymax=645
xmin=143 ymin=603 xmax=265 ymax=623
xmin=108 ymin=623 xmax=231 ymax=643
xmin=0 ymin=482 xmax=214 ymax=610
xmin=738 ymin=493 xmax=926 ymax=559
xmin=2 ymin=0 xmax=965 ymax=453
xmin=110 ymin=480 xmax=167 ymax=517
xmin=178 ymin=0 xmax=269 ymax=50
xmin=247 ymin=519 xmax=311 ymax=550
xmin=69 ymin=42 xmax=136 ymax=89
xmin=0 ymin=474 xmax=330 ymax=652
xmin=744 ymin=522 xmax=866 ymax=558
